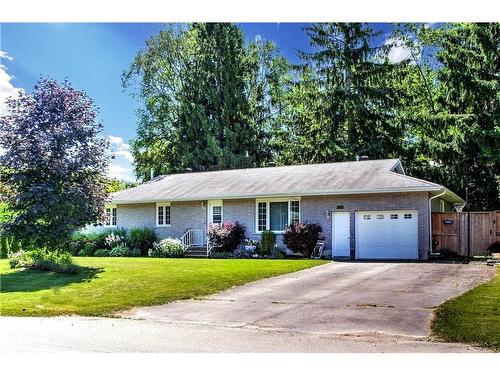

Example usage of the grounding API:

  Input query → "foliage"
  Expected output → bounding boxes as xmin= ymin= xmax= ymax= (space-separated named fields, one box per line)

xmin=104 ymin=232 xmax=126 ymax=249
xmin=109 ymin=244 xmax=129 ymax=257
xmin=122 ymin=22 xmax=498 ymax=210
xmin=283 ymin=222 xmax=323 ymax=258
xmin=127 ymin=227 xmax=157 ymax=256
xmin=93 ymin=248 xmax=110 ymax=257
xmin=9 ymin=249 xmax=79 ymax=274
xmin=77 ymin=245 xmax=96 ymax=257
xmin=123 ymin=24 xmax=290 ymax=179
xmin=259 ymin=230 xmax=276 ymax=257
xmin=149 ymin=238 xmax=185 ymax=258
xmin=126 ymin=248 xmax=142 ymax=257
xmin=106 ymin=178 xmax=138 ymax=193
xmin=0 ymin=78 xmax=109 ymax=250
xmin=209 ymin=251 xmax=234 ymax=259
xmin=207 ymin=221 xmax=246 ymax=253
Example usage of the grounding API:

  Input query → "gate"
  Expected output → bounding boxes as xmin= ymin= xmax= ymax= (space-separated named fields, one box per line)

xmin=432 ymin=211 xmax=499 ymax=257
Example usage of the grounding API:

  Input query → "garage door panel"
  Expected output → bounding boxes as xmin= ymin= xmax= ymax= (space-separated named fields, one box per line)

xmin=356 ymin=210 xmax=418 ymax=260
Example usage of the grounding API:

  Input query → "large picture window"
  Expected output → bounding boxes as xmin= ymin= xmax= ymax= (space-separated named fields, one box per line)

xmin=255 ymin=198 xmax=300 ymax=233
xmin=156 ymin=203 xmax=171 ymax=226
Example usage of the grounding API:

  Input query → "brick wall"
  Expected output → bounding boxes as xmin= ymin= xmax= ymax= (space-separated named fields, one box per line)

xmin=114 ymin=192 xmax=430 ymax=260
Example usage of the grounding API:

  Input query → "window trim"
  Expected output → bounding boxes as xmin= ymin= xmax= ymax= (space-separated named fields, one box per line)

xmin=208 ymin=200 xmax=223 ymax=224
xmin=104 ymin=205 xmax=117 ymax=227
xmin=156 ymin=202 xmax=171 ymax=227
xmin=255 ymin=197 xmax=301 ymax=234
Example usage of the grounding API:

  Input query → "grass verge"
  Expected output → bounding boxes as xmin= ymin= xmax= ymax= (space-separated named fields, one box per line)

xmin=0 ymin=257 xmax=327 ymax=317
xmin=432 ymin=266 xmax=500 ymax=350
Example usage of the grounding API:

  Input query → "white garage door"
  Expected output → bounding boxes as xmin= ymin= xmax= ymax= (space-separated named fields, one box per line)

xmin=355 ymin=210 xmax=418 ymax=260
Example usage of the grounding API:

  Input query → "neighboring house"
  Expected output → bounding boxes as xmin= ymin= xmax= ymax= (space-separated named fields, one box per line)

xmin=103 ymin=158 xmax=463 ymax=260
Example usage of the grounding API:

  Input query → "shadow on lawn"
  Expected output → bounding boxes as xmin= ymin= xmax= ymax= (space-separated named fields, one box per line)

xmin=0 ymin=266 xmax=103 ymax=293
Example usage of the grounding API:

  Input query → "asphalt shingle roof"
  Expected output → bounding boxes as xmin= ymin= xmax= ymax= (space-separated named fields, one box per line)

xmin=111 ymin=159 xmax=457 ymax=204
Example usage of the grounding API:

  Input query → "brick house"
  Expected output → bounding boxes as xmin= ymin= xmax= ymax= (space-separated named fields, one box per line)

xmin=102 ymin=159 xmax=463 ymax=260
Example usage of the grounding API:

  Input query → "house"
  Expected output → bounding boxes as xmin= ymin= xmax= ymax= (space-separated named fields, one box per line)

xmin=105 ymin=158 xmax=463 ymax=260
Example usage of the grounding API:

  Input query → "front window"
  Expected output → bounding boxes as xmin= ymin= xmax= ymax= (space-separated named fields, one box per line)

xmin=104 ymin=206 xmax=117 ymax=227
xmin=156 ymin=203 xmax=171 ymax=226
xmin=270 ymin=202 xmax=288 ymax=231
xmin=212 ymin=206 xmax=222 ymax=224
xmin=256 ymin=199 xmax=300 ymax=232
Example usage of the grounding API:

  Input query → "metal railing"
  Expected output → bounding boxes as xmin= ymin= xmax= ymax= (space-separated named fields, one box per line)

xmin=180 ymin=228 xmax=205 ymax=250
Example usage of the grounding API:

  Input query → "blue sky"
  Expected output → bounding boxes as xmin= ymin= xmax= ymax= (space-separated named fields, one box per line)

xmin=0 ymin=22 xmax=396 ymax=181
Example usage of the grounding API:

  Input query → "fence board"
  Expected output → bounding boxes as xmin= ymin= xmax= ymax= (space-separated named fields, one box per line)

xmin=431 ymin=211 xmax=498 ymax=257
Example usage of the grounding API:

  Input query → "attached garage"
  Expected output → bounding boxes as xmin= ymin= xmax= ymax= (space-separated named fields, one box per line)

xmin=355 ymin=210 xmax=418 ymax=260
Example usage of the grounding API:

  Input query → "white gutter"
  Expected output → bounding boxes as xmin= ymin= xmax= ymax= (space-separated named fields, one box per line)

xmin=428 ymin=189 xmax=446 ymax=256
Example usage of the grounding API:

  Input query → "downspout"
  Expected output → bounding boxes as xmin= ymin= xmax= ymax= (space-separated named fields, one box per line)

xmin=429 ymin=189 xmax=447 ymax=257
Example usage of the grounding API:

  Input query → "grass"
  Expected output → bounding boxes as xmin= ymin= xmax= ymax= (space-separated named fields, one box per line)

xmin=0 ymin=257 xmax=327 ymax=317
xmin=432 ymin=266 xmax=500 ymax=350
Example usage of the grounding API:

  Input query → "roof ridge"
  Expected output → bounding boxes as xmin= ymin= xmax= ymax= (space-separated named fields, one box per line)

xmin=147 ymin=158 xmax=399 ymax=178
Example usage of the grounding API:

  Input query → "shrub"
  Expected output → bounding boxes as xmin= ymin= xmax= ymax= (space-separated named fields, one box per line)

xmin=104 ymin=232 xmax=126 ymax=249
xmin=109 ymin=244 xmax=129 ymax=257
xmin=283 ymin=222 xmax=322 ymax=258
xmin=149 ymin=238 xmax=185 ymax=258
xmin=207 ymin=221 xmax=246 ymax=253
xmin=77 ymin=244 xmax=95 ymax=257
xmin=259 ymin=230 xmax=276 ymax=257
xmin=9 ymin=249 xmax=80 ymax=274
xmin=127 ymin=227 xmax=157 ymax=256
xmin=209 ymin=251 xmax=234 ymax=259
xmin=94 ymin=248 xmax=110 ymax=257
xmin=126 ymin=248 xmax=142 ymax=257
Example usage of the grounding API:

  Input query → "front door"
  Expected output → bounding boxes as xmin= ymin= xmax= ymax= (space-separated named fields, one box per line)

xmin=332 ymin=212 xmax=350 ymax=257
xmin=207 ymin=200 xmax=223 ymax=225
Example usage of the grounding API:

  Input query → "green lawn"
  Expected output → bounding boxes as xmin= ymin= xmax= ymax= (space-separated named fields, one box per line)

xmin=0 ymin=257 xmax=327 ymax=317
xmin=432 ymin=266 xmax=500 ymax=350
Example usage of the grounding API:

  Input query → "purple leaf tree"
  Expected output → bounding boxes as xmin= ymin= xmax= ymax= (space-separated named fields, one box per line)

xmin=0 ymin=78 xmax=110 ymax=250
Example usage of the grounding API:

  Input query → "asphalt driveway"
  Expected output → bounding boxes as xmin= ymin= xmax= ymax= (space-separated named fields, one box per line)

xmin=126 ymin=262 xmax=494 ymax=338
xmin=1 ymin=261 xmax=494 ymax=352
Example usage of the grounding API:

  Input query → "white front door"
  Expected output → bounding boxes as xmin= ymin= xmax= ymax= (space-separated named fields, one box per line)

xmin=332 ymin=212 xmax=350 ymax=257
xmin=208 ymin=200 xmax=223 ymax=225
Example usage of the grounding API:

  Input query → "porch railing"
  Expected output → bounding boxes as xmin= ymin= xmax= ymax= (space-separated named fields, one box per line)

xmin=180 ymin=228 xmax=205 ymax=250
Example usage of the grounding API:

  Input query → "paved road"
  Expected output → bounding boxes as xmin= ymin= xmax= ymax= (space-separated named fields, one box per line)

xmin=0 ymin=262 xmax=494 ymax=352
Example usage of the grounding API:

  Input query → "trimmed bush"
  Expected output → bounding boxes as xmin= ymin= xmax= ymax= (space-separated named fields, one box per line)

xmin=209 ymin=251 xmax=234 ymax=259
xmin=94 ymin=248 xmax=110 ymax=257
xmin=283 ymin=222 xmax=322 ymax=258
xmin=127 ymin=227 xmax=157 ymax=256
xmin=77 ymin=244 xmax=95 ymax=257
xmin=9 ymin=249 xmax=80 ymax=274
xmin=109 ymin=244 xmax=129 ymax=257
xmin=149 ymin=238 xmax=185 ymax=258
xmin=259 ymin=230 xmax=276 ymax=257
xmin=207 ymin=221 xmax=246 ymax=253
xmin=126 ymin=248 xmax=142 ymax=257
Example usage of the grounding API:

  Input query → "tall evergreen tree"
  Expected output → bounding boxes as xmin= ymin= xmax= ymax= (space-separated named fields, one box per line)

xmin=400 ymin=23 xmax=500 ymax=210
xmin=124 ymin=23 xmax=282 ymax=180
xmin=288 ymin=23 xmax=407 ymax=162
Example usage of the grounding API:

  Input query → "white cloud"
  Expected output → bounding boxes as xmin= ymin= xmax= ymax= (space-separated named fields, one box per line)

xmin=108 ymin=135 xmax=133 ymax=162
xmin=107 ymin=135 xmax=136 ymax=182
xmin=0 ymin=50 xmax=22 ymax=114
xmin=108 ymin=163 xmax=136 ymax=182
xmin=254 ymin=34 xmax=262 ymax=42
xmin=384 ymin=38 xmax=412 ymax=64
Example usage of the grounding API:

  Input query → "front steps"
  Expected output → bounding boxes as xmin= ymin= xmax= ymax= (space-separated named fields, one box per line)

xmin=185 ymin=246 xmax=208 ymax=258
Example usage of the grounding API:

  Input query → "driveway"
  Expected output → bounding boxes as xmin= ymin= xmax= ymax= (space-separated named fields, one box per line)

xmin=126 ymin=262 xmax=493 ymax=338
xmin=1 ymin=262 xmax=494 ymax=352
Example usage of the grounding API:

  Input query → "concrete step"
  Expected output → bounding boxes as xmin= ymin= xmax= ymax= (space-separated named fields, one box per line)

xmin=185 ymin=247 xmax=208 ymax=258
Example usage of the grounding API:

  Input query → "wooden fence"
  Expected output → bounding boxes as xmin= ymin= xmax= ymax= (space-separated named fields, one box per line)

xmin=432 ymin=211 xmax=500 ymax=257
